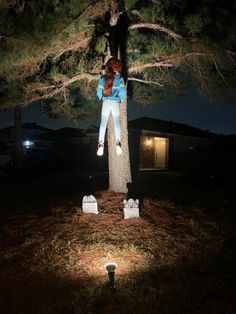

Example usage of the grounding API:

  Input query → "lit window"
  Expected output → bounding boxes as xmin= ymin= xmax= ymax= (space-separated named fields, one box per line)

xmin=140 ymin=135 xmax=169 ymax=170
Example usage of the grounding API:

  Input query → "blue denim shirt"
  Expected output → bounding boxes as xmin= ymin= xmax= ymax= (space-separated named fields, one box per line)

xmin=96 ymin=74 xmax=126 ymax=102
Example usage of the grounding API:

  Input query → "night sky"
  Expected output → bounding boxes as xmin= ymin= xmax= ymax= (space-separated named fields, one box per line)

xmin=1 ymin=87 xmax=236 ymax=135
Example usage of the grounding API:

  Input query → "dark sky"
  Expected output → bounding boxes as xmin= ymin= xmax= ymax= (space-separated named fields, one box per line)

xmin=1 ymin=87 xmax=236 ymax=135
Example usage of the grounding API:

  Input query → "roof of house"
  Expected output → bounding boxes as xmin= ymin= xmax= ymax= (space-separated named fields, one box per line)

xmin=128 ymin=117 xmax=216 ymax=138
xmin=84 ymin=126 xmax=99 ymax=134
xmin=0 ymin=122 xmax=51 ymax=132
xmin=21 ymin=122 xmax=51 ymax=131
xmin=3 ymin=117 xmax=216 ymax=142
xmin=33 ymin=127 xmax=84 ymax=141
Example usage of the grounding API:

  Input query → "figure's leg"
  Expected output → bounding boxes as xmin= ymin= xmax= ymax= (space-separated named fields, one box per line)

xmin=97 ymin=100 xmax=110 ymax=156
xmin=110 ymin=100 xmax=122 ymax=155
xmin=98 ymin=101 xmax=110 ymax=143
xmin=110 ymin=100 xmax=121 ymax=141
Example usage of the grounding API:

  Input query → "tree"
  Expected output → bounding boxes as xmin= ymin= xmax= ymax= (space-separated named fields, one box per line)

xmin=0 ymin=0 xmax=236 ymax=192
xmin=105 ymin=1 xmax=132 ymax=193
xmin=13 ymin=105 xmax=24 ymax=170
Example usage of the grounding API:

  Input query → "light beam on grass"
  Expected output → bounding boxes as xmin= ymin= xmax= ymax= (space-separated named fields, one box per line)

xmin=77 ymin=244 xmax=150 ymax=278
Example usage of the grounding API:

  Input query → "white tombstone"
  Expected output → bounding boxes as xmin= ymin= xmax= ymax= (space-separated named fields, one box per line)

xmin=123 ymin=199 xmax=139 ymax=219
xmin=82 ymin=195 xmax=98 ymax=214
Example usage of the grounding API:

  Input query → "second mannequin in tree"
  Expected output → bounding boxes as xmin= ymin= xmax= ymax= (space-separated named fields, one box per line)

xmin=96 ymin=58 xmax=126 ymax=156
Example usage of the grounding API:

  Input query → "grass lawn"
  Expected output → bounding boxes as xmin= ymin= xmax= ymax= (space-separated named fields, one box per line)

xmin=0 ymin=171 xmax=235 ymax=313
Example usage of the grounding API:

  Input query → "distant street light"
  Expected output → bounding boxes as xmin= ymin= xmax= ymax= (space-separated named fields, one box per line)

xmin=22 ymin=140 xmax=34 ymax=149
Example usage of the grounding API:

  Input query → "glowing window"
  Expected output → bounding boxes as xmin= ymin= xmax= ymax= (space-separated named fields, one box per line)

xmin=140 ymin=135 xmax=169 ymax=170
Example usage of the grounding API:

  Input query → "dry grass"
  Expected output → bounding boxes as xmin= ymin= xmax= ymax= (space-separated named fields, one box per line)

xmin=0 ymin=190 xmax=235 ymax=314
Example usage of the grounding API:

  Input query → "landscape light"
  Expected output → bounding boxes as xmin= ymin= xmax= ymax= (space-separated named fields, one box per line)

xmin=104 ymin=262 xmax=117 ymax=289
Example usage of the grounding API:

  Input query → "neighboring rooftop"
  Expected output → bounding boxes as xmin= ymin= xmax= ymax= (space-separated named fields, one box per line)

xmin=84 ymin=126 xmax=99 ymax=134
xmin=0 ymin=122 xmax=51 ymax=132
xmin=21 ymin=122 xmax=51 ymax=131
xmin=33 ymin=127 xmax=84 ymax=141
xmin=128 ymin=117 xmax=216 ymax=138
xmin=0 ymin=118 xmax=219 ymax=141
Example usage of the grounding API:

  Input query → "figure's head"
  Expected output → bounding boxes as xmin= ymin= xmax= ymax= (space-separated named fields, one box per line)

xmin=105 ymin=66 xmax=115 ymax=77
xmin=106 ymin=57 xmax=122 ymax=74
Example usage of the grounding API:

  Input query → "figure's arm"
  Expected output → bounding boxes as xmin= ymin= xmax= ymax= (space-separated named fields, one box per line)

xmin=96 ymin=77 xmax=104 ymax=100
xmin=118 ymin=77 xmax=126 ymax=102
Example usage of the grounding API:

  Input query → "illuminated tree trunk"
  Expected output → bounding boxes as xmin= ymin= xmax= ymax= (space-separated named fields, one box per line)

xmin=106 ymin=0 xmax=132 ymax=193
xmin=108 ymin=97 xmax=131 ymax=193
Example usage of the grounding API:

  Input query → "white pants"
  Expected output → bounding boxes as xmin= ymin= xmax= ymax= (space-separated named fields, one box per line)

xmin=98 ymin=99 xmax=121 ymax=142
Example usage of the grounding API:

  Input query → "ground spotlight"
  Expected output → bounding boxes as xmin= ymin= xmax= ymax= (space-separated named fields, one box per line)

xmin=104 ymin=262 xmax=117 ymax=289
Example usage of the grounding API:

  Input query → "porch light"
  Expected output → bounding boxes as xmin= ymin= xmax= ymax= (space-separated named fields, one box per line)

xmin=145 ymin=137 xmax=153 ymax=147
xmin=104 ymin=262 xmax=117 ymax=289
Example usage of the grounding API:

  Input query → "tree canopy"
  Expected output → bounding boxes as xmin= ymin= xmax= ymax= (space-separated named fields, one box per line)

xmin=0 ymin=0 xmax=236 ymax=123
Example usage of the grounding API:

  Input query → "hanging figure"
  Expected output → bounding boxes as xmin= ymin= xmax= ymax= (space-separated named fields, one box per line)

xmin=96 ymin=57 xmax=126 ymax=156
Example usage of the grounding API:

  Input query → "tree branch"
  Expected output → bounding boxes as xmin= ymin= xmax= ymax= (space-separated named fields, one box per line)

xmin=128 ymin=77 xmax=163 ymax=87
xmin=213 ymin=58 xmax=227 ymax=85
xmin=51 ymin=0 xmax=107 ymax=61
xmin=53 ymin=36 xmax=92 ymax=61
xmin=25 ymin=73 xmax=99 ymax=105
xmin=183 ymin=52 xmax=211 ymax=59
xmin=26 ymin=59 xmax=175 ymax=104
xmin=26 ymin=50 xmax=216 ymax=105
xmin=128 ymin=23 xmax=183 ymax=41
xmin=57 ymin=0 xmax=104 ymax=35
xmin=0 ymin=35 xmax=32 ymax=44
xmin=27 ymin=51 xmax=217 ymax=105
xmin=129 ymin=61 xmax=173 ymax=73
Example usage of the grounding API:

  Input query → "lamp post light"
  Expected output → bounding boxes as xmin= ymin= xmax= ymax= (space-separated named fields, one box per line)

xmin=22 ymin=140 xmax=34 ymax=149
xmin=104 ymin=262 xmax=117 ymax=289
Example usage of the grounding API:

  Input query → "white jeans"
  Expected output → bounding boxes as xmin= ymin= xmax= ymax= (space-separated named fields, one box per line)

xmin=98 ymin=99 xmax=121 ymax=142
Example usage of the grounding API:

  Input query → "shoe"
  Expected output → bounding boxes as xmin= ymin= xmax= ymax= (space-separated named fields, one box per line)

xmin=97 ymin=142 xmax=104 ymax=156
xmin=116 ymin=141 xmax=122 ymax=155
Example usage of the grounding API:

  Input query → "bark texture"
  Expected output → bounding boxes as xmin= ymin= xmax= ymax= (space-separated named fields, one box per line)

xmin=105 ymin=0 xmax=132 ymax=193
xmin=108 ymin=98 xmax=131 ymax=193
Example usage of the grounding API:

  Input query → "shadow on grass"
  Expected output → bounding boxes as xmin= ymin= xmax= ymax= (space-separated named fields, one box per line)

xmin=131 ymin=171 xmax=236 ymax=213
xmin=1 ymin=170 xmax=235 ymax=218
xmin=0 ymin=170 xmax=108 ymax=221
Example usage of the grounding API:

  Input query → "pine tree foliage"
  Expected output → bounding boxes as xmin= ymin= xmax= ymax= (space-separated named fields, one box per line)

xmin=0 ymin=0 xmax=236 ymax=122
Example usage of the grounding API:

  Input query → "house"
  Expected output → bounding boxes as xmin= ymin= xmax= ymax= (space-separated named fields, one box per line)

xmin=0 ymin=123 xmax=51 ymax=168
xmin=0 ymin=122 xmax=51 ymax=143
xmin=37 ymin=117 xmax=217 ymax=174
xmin=128 ymin=117 xmax=216 ymax=173
xmin=30 ymin=118 xmax=220 ymax=172
xmin=3 ymin=117 xmax=233 ymax=177
xmin=31 ymin=126 xmax=108 ymax=171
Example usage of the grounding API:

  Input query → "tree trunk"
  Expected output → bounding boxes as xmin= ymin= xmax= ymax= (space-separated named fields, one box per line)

xmin=14 ymin=105 xmax=24 ymax=170
xmin=106 ymin=0 xmax=132 ymax=193
xmin=108 ymin=97 xmax=131 ymax=193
